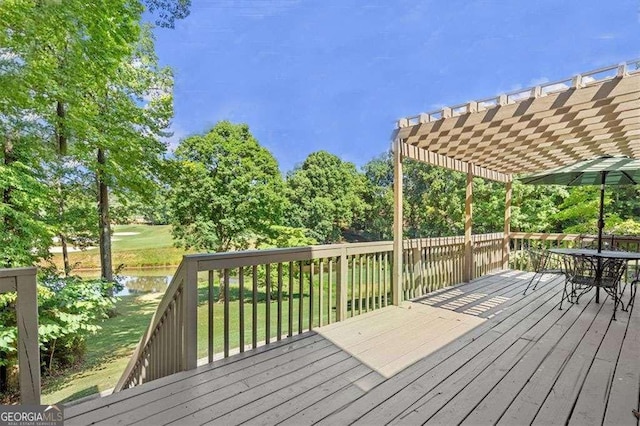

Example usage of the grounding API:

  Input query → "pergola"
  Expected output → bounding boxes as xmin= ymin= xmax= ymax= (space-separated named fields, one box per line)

xmin=391 ymin=59 xmax=640 ymax=303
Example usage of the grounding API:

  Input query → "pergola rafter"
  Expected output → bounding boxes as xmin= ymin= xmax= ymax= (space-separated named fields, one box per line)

xmin=391 ymin=59 xmax=640 ymax=300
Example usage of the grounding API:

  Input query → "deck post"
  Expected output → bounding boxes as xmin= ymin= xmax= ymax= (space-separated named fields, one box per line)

xmin=392 ymin=139 xmax=403 ymax=305
xmin=464 ymin=163 xmax=473 ymax=282
xmin=14 ymin=268 xmax=40 ymax=405
xmin=183 ymin=258 xmax=198 ymax=370
xmin=503 ymin=178 xmax=512 ymax=269
xmin=336 ymin=248 xmax=348 ymax=321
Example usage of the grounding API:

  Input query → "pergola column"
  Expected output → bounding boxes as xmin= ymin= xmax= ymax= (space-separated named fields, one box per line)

xmin=392 ymin=139 xmax=403 ymax=305
xmin=464 ymin=163 xmax=473 ymax=282
xmin=503 ymin=179 xmax=512 ymax=269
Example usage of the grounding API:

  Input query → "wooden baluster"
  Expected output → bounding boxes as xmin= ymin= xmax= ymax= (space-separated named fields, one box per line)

xmin=365 ymin=255 xmax=370 ymax=311
xmin=359 ymin=255 xmax=363 ymax=315
xmin=309 ymin=261 xmax=314 ymax=330
xmin=265 ymin=264 xmax=271 ymax=345
xmin=288 ymin=261 xmax=294 ymax=337
xmin=224 ymin=268 xmax=230 ymax=357
xmin=277 ymin=263 xmax=283 ymax=341
xmin=350 ymin=256 xmax=356 ymax=317
xmin=298 ymin=261 xmax=303 ymax=334
xmin=252 ymin=265 xmax=258 ymax=349
xmin=319 ymin=259 xmax=324 ymax=327
xmin=208 ymin=270 xmax=214 ymax=363
xmin=239 ymin=267 xmax=245 ymax=352
xmin=328 ymin=258 xmax=333 ymax=324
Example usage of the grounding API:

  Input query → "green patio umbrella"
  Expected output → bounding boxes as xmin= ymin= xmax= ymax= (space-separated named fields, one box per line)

xmin=520 ymin=155 xmax=640 ymax=253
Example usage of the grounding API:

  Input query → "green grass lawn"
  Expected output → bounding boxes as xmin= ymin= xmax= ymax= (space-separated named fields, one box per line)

xmin=49 ymin=224 xmax=189 ymax=271
xmin=41 ymin=293 xmax=162 ymax=404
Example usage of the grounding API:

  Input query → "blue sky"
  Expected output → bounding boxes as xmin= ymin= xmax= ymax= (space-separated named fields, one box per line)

xmin=153 ymin=0 xmax=640 ymax=173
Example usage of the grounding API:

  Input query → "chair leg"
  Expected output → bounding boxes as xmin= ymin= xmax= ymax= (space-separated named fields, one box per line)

xmin=523 ymin=273 xmax=540 ymax=296
xmin=560 ymin=278 xmax=570 ymax=310
xmin=625 ymin=279 xmax=637 ymax=312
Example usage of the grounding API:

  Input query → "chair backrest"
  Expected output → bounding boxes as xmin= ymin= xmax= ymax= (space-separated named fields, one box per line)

xmin=562 ymin=254 xmax=597 ymax=284
xmin=527 ymin=249 xmax=547 ymax=272
xmin=600 ymin=257 xmax=627 ymax=288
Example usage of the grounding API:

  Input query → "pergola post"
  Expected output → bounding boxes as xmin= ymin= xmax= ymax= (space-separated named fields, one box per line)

xmin=503 ymin=179 xmax=512 ymax=269
xmin=464 ymin=163 xmax=473 ymax=282
xmin=392 ymin=139 xmax=403 ymax=305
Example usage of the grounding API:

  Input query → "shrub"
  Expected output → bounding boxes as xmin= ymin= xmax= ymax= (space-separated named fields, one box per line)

xmin=0 ymin=271 xmax=118 ymax=396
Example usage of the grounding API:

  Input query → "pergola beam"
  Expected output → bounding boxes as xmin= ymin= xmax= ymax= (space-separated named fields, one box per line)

xmin=399 ymin=141 xmax=511 ymax=183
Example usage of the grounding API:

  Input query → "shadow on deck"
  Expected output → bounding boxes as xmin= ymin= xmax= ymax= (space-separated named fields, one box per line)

xmin=64 ymin=270 xmax=640 ymax=425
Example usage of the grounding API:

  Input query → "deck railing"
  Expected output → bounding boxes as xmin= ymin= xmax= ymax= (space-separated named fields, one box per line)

xmin=115 ymin=233 xmax=505 ymax=391
xmin=509 ymin=232 xmax=640 ymax=271
xmin=0 ymin=267 xmax=40 ymax=404
xmin=403 ymin=233 xmax=504 ymax=300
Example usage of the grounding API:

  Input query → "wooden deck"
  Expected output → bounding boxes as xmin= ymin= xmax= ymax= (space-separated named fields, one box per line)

xmin=64 ymin=270 xmax=640 ymax=425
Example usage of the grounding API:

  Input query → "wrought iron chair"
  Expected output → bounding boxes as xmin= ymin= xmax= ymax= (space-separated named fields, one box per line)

xmin=523 ymin=248 xmax=564 ymax=295
xmin=560 ymin=254 xmax=596 ymax=310
xmin=623 ymin=268 xmax=638 ymax=313
xmin=563 ymin=255 xmax=627 ymax=320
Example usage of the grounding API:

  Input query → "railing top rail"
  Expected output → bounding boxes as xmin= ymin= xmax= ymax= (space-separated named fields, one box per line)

xmin=511 ymin=232 xmax=640 ymax=243
xmin=184 ymin=240 xmax=392 ymax=262
xmin=0 ymin=267 xmax=37 ymax=278
xmin=186 ymin=234 xmax=506 ymax=271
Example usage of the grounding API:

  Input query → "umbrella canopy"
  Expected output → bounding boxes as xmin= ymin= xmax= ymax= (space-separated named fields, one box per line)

xmin=520 ymin=155 xmax=640 ymax=252
xmin=521 ymin=156 xmax=640 ymax=186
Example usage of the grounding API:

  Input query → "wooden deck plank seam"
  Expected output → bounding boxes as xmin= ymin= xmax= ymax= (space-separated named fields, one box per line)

xmin=456 ymin=292 xmax=601 ymax=425
xmin=321 ymin=278 xmax=562 ymax=424
xmin=443 ymin=292 xmax=600 ymax=426
xmin=531 ymin=296 xmax=615 ymax=425
xmin=569 ymin=298 xmax=630 ymax=425
xmin=68 ymin=337 xmax=338 ymax=424
xmin=182 ymin=355 xmax=365 ymax=425
xmin=317 ymin=276 xmax=563 ymax=425
xmin=392 ymin=282 xmax=572 ymax=424
xmin=125 ymin=346 xmax=348 ymax=426
xmin=238 ymin=364 xmax=376 ymax=426
xmin=600 ymin=293 xmax=640 ymax=425
xmin=64 ymin=332 xmax=324 ymax=417
xmin=127 ymin=349 xmax=353 ymax=426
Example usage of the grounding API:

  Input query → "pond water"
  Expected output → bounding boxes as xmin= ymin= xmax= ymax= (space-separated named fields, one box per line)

xmin=77 ymin=267 xmax=175 ymax=296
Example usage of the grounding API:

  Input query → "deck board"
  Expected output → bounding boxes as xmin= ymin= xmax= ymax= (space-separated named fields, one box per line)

xmin=64 ymin=270 xmax=640 ymax=426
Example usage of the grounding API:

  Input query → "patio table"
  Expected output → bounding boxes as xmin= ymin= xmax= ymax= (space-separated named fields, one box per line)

xmin=548 ymin=248 xmax=640 ymax=304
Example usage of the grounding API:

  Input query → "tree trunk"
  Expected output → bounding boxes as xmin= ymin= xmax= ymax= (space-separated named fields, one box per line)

xmin=59 ymin=233 xmax=70 ymax=276
xmin=97 ymin=148 xmax=113 ymax=282
xmin=56 ymin=101 xmax=67 ymax=155
xmin=2 ymin=135 xmax=15 ymax=268
xmin=56 ymin=100 xmax=71 ymax=275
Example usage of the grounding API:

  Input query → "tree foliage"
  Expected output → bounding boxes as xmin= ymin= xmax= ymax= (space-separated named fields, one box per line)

xmin=0 ymin=273 xmax=117 ymax=373
xmin=285 ymin=151 xmax=367 ymax=243
xmin=169 ymin=121 xmax=286 ymax=252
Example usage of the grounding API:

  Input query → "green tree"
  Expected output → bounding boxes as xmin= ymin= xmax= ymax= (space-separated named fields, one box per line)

xmin=169 ymin=121 xmax=286 ymax=254
xmin=511 ymin=181 xmax=566 ymax=233
xmin=75 ymin=25 xmax=173 ymax=281
xmin=285 ymin=151 xmax=367 ymax=243
xmin=0 ymin=1 xmax=179 ymax=278
xmin=357 ymin=152 xmax=394 ymax=240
